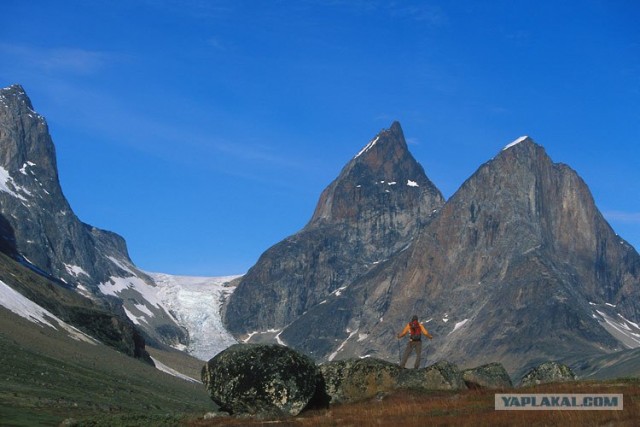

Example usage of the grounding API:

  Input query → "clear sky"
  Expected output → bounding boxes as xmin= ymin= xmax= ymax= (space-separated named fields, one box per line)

xmin=1 ymin=1 xmax=638 ymax=276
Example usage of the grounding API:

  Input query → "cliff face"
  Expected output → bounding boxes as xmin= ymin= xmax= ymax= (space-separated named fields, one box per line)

xmin=0 ymin=85 xmax=187 ymax=347
xmin=223 ymin=122 xmax=444 ymax=337
xmin=1 ymin=85 xmax=122 ymax=285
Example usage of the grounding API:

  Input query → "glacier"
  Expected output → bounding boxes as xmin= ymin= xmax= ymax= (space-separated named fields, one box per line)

xmin=149 ymin=272 xmax=241 ymax=361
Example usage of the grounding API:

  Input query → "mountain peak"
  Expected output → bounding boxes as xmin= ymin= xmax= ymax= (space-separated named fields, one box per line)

xmin=354 ymin=121 xmax=406 ymax=160
xmin=0 ymin=84 xmax=27 ymax=96
xmin=502 ymin=135 xmax=532 ymax=151
xmin=310 ymin=121 xmax=442 ymax=226
xmin=0 ymin=84 xmax=35 ymax=112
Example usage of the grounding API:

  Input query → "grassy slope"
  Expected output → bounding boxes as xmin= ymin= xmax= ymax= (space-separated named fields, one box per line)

xmin=0 ymin=308 xmax=215 ymax=426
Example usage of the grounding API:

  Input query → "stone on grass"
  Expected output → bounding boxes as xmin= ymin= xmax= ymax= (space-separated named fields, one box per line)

xmin=519 ymin=361 xmax=577 ymax=387
xmin=462 ymin=363 xmax=513 ymax=389
xmin=201 ymin=344 xmax=318 ymax=416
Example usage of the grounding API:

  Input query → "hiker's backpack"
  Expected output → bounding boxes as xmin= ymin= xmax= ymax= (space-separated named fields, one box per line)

xmin=409 ymin=320 xmax=421 ymax=341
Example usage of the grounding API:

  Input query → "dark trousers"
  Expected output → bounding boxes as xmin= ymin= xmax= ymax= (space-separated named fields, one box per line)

xmin=400 ymin=339 xmax=422 ymax=369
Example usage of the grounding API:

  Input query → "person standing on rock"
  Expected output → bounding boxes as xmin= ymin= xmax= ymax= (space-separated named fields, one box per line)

xmin=397 ymin=315 xmax=433 ymax=368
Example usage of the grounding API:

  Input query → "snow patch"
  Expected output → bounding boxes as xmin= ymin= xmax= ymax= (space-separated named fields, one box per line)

xmin=134 ymin=302 xmax=154 ymax=317
xmin=618 ymin=313 xmax=640 ymax=330
xmin=64 ymin=263 xmax=89 ymax=278
xmin=332 ymin=286 xmax=348 ymax=297
xmin=275 ymin=330 xmax=286 ymax=346
xmin=0 ymin=280 xmax=99 ymax=344
xmin=595 ymin=310 xmax=640 ymax=348
xmin=107 ymin=256 xmax=137 ymax=276
xmin=449 ymin=319 xmax=469 ymax=335
xmin=328 ymin=329 xmax=358 ymax=361
xmin=150 ymin=357 xmax=200 ymax=383
xmin=503 ymin=136 xmax=529 ymax=151
xmin=407 ymin=180 xmax=419 ymax=187
xmin=19 ymin=162 xmax=36 ymax=175
xmin=354 ymin=136 xmax=380 ymax=158
xmin=0 ymin=166 xmax=29 ymax=201
xmin=123 ymin=307 xmax=144 ymax=325
xmin=76 ymin=284 xmax=94 ymax=299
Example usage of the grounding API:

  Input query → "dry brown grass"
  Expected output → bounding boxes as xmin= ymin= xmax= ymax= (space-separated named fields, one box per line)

xmin=187 ymin=379 xmax=640 ymax=427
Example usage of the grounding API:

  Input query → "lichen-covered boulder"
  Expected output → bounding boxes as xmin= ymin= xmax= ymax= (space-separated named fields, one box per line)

xmin=397 ymin=360 xmax=467 ymax=391
xmin=201 ymin=344 xmax=318 ymax=416
xmin=319 ymin=358 xmax=401 ymax=404
xmin=519 ymin=361 xmax=577 ymax=387
xmin=462 ymin=363 xmax=513 ymax=389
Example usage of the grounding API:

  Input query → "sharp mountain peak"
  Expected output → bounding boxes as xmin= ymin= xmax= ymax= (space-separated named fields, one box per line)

xmin=309 ymin=121 xmax=443 ymax=226
xmin=353 ymin=121 xmax=407 ymax=161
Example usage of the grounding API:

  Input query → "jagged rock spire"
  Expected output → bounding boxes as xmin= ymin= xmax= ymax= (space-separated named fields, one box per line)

xmin=310 ymin=121 xmax=443 ymax=226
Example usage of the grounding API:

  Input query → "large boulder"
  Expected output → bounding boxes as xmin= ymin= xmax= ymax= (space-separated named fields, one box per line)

xmin=519 ymin=361 xmax=577 ymax=387
xmin=462 ymin=363 xmax=513 ymax=389
xmin=397 ymin=360 xmax=467 ymax=391
xmin=201 ymin=344 xmax=319 ymax=416
xmin=319 ymin=358 xmax=401 ymax=404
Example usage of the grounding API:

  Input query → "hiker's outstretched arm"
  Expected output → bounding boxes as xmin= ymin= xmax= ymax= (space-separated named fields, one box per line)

xmin=397 ymin=324 xmax=410 ymax=338
xmin=420 ymin=324 xmax=433 ymax=339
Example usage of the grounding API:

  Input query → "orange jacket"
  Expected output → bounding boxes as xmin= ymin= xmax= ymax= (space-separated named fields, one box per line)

xmin=398 ymin=322 xmax=433 ymax=339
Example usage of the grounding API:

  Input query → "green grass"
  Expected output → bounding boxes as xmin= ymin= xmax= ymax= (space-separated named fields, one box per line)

xmin=0 ymin=310 xmax=214 ymax=426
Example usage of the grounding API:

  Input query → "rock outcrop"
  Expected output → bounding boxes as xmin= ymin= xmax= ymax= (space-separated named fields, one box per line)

xmin=319 ymin=358 xmax=476 ymax=404
xmin=519 ymin=361 xmax=577 ymax=387
xmin=397 ymin=360 xmax=467 ymax=391
xmin=201 ymin=344 xmax=319 ymax=416
xmin=462 ymin=362 xmax=513 ymax=389
xmin=319 ymin=358 xmax=401 ymax=404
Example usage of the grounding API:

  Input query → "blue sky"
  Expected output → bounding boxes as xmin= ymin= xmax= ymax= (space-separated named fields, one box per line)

xmin=1 ymin=1 xmax=638 ymax=276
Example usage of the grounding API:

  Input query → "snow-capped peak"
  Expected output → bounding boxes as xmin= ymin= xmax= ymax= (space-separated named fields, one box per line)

xmin=503 ymin=136 xmax=529 ymax=151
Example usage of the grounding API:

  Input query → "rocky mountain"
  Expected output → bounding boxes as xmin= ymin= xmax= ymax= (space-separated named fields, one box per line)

xmin=0 ymin=84 xmax=186 ymax=348
xmin=223 ymin=130 xmax=640 ymax=377
xmin=324 ymin=137 xmax=640 ymax=375
xmin=223 ymin=122 xmax=445 ymax=341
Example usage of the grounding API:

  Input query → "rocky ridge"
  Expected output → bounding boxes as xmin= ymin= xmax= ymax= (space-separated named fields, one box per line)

xmin=0 ymin=84 xmax=187 ymax=348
